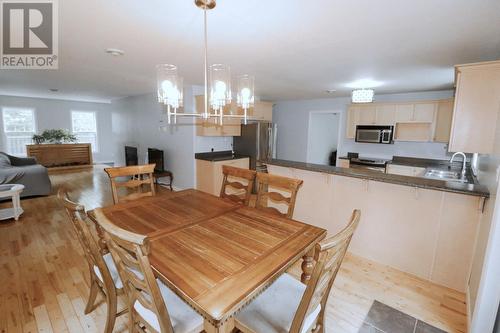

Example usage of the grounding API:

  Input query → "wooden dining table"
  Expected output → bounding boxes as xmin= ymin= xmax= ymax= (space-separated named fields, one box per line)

xmin=89 ymin=189 xmax=326 ymax=333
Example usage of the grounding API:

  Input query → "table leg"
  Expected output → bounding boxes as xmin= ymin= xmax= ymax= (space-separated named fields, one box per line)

xmin=203 ymin=318 xmax=234 ymax=333
xmin=301 ymin=248 xmax=315 ymax=284
xmin=13 ymin=194 xmax=20 ymax=221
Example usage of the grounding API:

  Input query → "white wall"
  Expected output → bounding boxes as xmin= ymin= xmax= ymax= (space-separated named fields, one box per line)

xmin=0 ymin=95 xmax=116 ymax=163
xmin=306 ymin=112 xmax=339 ymax=165
xmin=273 ymin=90 xmax=455 ymax=162
xmin=111 ymin=89 xmax=197 ymax=190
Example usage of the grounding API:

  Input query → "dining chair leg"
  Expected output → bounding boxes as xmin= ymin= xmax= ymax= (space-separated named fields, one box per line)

xmin=104 ymin=291 xmax=118 ymax=333
xmin=84 ymin=276 xmax=100 ymax=314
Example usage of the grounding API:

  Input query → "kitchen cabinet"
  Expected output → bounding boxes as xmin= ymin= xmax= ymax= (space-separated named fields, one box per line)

xmin=195 ymin=96 xmax=274 ymax=136
xmin=434 ymin=99 xmax=454 ymax=143
xmin=395 ymin=102 xmax=436 ymax=123
xmin=449 ymin=60 xmax=500 ymax=153
xmin=375 ymin=105 xmax=396 ymax=125
xmin=196 ymin=157 xmax=250 ymax=196
xmin=251 ymin=101 xmax=273 ymax=121
xmin=386 ymin=164 xmax=426 ymax=177
xmin=395 ymin=104 xmax=415 ymax=122
xmin=267 ymin=164 xmax=482 ymax=292
xmin=346 ymin=100 xmax=451 ymax=141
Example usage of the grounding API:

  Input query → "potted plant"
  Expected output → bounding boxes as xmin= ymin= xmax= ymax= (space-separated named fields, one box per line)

xmin=32 ymin=129 xmax=78 ymax=144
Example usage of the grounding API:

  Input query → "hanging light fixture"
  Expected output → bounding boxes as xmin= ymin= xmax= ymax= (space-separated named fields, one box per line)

xmin=237 ymin=74 xmax=254 ymax=124
xmin=157 ymin=0 xmax=255 ymax=126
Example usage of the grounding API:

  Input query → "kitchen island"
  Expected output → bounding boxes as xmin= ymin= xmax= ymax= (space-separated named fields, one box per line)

xmin=263 ymin=158 xmax=488 ymax=292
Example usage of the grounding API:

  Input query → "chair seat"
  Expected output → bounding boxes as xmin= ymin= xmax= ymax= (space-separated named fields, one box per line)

xmin=236 ymin=273 xmax=321 ymax=333
xmin=134 ymin=278 xmax=203 ymax=333
xmin=94 ymin=253 xmax=123 ymax=289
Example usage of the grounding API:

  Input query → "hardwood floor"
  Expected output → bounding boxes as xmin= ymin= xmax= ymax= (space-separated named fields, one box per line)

xmin=0 ymin=166 xmax=467 ymax=333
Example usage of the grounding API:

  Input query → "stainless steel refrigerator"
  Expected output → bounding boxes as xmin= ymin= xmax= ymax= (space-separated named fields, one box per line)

xmin=233 ymin=121 xmax=277 ymax=172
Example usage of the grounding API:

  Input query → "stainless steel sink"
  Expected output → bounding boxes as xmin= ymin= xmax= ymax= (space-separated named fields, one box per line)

xmin=424 ymin=168 xmax=469 ymax=183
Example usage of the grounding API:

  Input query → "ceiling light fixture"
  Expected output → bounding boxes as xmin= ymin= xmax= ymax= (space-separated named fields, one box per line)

xmin=352 ymin=89 xmax=374 ymax=103
xmin=156 ymin=0 xmax=255 ymax=126
xmin=105 ymin=48 xmax=125 ymax=56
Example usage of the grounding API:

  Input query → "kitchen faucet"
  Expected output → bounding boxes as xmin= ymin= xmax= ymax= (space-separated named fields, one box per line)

xmin=450 ymin=152 xmax=467 ymax=178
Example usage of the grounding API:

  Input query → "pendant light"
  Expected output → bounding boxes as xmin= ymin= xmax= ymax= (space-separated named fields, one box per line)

xmin=156 ymin=0 xmax=255 ymax=126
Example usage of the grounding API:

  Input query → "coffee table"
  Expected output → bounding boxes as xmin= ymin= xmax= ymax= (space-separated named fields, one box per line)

xmin=0 ymin=184 xmax=24 ymax=221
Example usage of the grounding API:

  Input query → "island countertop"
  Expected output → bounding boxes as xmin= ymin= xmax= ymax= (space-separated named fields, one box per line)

xmin=262 ymin=158 xmax=489 ymax=198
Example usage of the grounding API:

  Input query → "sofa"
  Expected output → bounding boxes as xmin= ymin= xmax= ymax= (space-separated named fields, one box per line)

xmin=0 ymin=152 xmax=52 ymax=197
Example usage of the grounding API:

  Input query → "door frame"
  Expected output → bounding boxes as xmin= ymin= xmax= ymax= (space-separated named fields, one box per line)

xmin=306 ymin=110 xmax=342 ymax=165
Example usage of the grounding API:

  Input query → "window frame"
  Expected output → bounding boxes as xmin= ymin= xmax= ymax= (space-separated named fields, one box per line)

xmin=1 ymin=107 xmax=37 ymax=156
xmin=71 ymin=110 xmax=99 ymax=153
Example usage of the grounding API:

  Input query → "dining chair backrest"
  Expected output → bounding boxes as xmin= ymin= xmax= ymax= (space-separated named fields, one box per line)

xmin=93 ymin=208 xmax=174 ymax=333
xmin=57 ymin=188 xmax=115 ymax=293
xmin=105 ymin=164 xmax=156 ymax=204
xmin=220 ymin=165 xmax=256 ymax=205
xmin=290 ymin=209 xmax=361 ymax=333
xmin=255 ymin=172 xmax=303 ymax=218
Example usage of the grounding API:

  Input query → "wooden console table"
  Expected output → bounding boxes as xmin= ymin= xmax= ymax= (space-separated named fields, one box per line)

xmin=27 ymin=143 xmax=93 ymax=171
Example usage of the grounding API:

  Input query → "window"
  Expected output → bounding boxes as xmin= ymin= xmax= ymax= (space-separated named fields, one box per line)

xmin=72 ymin=111 xmax=98 ymax=152
xmin=2 ymin=108 xmax=36 ymax=156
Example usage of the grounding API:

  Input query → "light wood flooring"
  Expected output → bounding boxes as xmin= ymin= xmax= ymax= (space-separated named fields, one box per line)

xmin=0 ymin=166 xmax=467 ymax=333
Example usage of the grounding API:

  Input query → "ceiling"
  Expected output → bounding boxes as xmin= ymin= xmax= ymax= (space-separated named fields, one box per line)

xmin=1 ymin=0 xmax=499 ymax=103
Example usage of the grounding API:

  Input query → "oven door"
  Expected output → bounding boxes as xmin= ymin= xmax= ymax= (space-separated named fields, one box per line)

xmin=356 ymin=129 xmax=381 ymax=143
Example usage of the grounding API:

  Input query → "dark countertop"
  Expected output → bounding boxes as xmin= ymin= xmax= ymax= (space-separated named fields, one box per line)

xmin=195 ymin=150 xmax=249 ymax=162
xmin=388 ymin=156 xmax=468 ymax=169
xmin=262 ymin=158 xmax=490 ymax=198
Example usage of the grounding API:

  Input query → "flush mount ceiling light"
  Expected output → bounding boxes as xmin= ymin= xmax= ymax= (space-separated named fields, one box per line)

xmin=156 ymin=0 xmax=255 ymax=126
xmin=352 ymin=89 xmax=375 ymax=103
xmin=105 ymin=48 xmax=125 ymax=56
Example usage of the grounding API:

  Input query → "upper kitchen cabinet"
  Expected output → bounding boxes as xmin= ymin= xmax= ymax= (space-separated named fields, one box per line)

xmin=375 ymin=104 xmax=396 ymax=124
xmin=395 ymin=102 xmax=436 ymax=122
xmin=434 ymin=99 xmax=454 ymax=143
xmin=449 ymin=60 xmax=500 ymax=153
xmin=346 ymin=99 xmax=454 ymax=142
xmin=195 ymin=96 xmax=273 ymax=136
xmin=251 ymin=101 xmax=274 ymax=121
xmin=195 ymin=95 xmax=241 ymax=136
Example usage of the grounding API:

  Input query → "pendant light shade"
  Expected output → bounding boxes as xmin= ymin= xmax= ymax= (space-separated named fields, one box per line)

xmin=209 ymin=64 xmax=231 ymax=110
xmin=157 ymin=64 xmax=183 ymax=109
xmin=237 ymin=75 xmax=255 ymax=109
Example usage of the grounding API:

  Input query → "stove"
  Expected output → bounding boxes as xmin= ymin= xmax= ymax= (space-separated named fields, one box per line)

xmin=349 ymin=157 xmax=390 ymax=173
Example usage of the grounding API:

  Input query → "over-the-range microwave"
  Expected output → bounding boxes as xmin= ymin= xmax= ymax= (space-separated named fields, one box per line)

xmin=355 ymin=125 xmax=394 ymax=144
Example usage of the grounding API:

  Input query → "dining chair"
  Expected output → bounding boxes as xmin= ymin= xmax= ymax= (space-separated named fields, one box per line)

xmin=105 ymin=164 xmax=156 ymax=204
xmin=255 ymin=172 xmax=304 ymax=218
xmin=93 ymin=208 xmax=204 ymax=333
xmin=235 ymin=209 xmax=361 ymax=333
xmin=220 ymin=165 xmax=256 ymax=205
xmin=57 ymin=188 xmax=127 ymax=333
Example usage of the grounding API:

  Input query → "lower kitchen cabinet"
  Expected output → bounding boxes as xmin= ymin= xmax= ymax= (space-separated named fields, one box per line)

xmin=268 ymin=164 xmax=482 ymax=292
xmin=196 ymin=157 xmax=250 ymax=196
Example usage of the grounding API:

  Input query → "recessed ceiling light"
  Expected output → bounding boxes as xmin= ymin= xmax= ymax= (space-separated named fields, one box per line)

xmin=49 ymin=88 xmax=58 ymax=92
xmin=325 ymin=89 xmax=337 ymax=94
xmin=105 ymin=48 xmax=125 ymax=56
